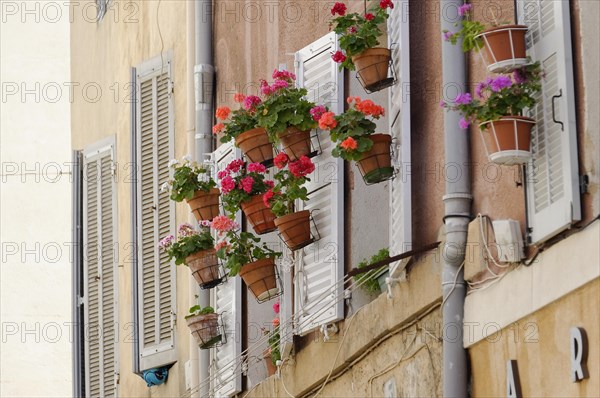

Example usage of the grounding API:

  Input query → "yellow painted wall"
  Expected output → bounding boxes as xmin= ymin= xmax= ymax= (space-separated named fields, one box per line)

xmin=469 ymin=279 xmax=600 ymax=397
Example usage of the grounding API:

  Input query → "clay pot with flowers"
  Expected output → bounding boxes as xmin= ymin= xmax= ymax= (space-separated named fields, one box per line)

xmin=218 ymin=159 xmax=277 ymax=235
xmin=264 ymin=154 xmax=316 ymax=251
xmin=212 ymin=215 xmax=283 ymax=303
xmin=162 ymin=156 xmax=219 ymax=222
xmin=330 ymin=0 xmax=395 ymax=92
xmin=256 ymin=69 xmax=319 ymax=161
xmin=443 ymin=3 xmax=529 ymax=73
xmin=441 ymin=62 xmax=542 ymax=165
xmin=185 ymin=305 xmax=223 ymax=349
xmin=263 ymin=301 xmax=281 ymax=376
xmin=159 ymin=222 xmax=224 ymax=289
xmin=318 ymin=97 xmax=393 ymax=184
xmin=213 ymin=94 xmax=274 ymax=164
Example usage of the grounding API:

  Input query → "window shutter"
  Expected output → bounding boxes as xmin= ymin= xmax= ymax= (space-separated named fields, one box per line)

xmin=83 ymin=140 xmax=119 ymax=397
xmin=388 ymin=0 xmax=412 ymax=268
xmin=210 ymin=143 xmax=243 ymax=397
xmin=294 ymin=32 xmax=345 ymax=335
xmin=136 ymin=59 xmax=177 ymax=371
xmin=517 ymin=0 xmax=581 ymax=244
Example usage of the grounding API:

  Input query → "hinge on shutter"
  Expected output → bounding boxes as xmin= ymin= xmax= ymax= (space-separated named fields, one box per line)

xmin=115 ymin=371 xmax=120 ymax=385
xmin=110 ymin=161 xmax=116 ymax=178
xmin=168 ymin=79 xmax=174 ymax=94
xmin=580 ymin=175 xmax=589 ymax=194
xmin=77 ymin=295 xmax=86 ymax=307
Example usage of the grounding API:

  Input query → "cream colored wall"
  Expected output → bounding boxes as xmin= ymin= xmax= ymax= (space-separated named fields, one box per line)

xmin=245 ymin=246 xmax=444 ymax=397
xmin=469 ymin=279 xmax=600 ymax=397
xmin=0 ymin=1 xmax=72 ymax=396
xmin=70 ymin=1 xmax=193 ymax=396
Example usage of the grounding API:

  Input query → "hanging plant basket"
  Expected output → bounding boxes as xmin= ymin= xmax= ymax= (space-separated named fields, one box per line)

xmin=236 ymin=127 xmax=274 ymax=166
xmin=240 ymin=194 xmax=277 ymax=235
xmin=185 ymin=248 xmax=226 ymax=290
xmin=475 ymin=25 xmax=528 ymax=73
xmin=352 ymin=47 xmax=396 ymax=93
xmin=274 ymin=210 xmax=317 ymax=251
xmin=186 ymin=313 xmax=225 ymax=349
xmin=264 ymin=350 xmax=277 ymax=376
xmin=356 ymin=134 xmax=395 ymax=185
xmin=479 ymin=116 xmax=535 ymax=165
xmin=279 ymin=127 xmax=312 ymax=161
xmin=239 ymin=257 xmax=281 ymax=303
xmin=186 ymin=188 xmax=220 ymax=222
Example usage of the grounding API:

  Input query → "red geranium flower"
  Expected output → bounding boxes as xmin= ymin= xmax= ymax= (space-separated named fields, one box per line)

xmin=380 ymin=0 xmax=394 ymax=9
xmin=274 ymin=153 xmax=289 ymax=169
xmin=288 ymin=156 xmax=315 ymax=178
xmin=340 ymin=137 xmax=358 ymax=151
xmin=331 ymin=2 xmax=347 ymax=16
xmin=365 ymin=13 xmax=374 ymax=21
xmin=332 ymin=50 xmax=347 ymax=64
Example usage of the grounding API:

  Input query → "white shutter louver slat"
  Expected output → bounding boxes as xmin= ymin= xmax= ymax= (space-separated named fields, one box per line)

xmin=210 ymin=143 xmax=243 ymax=397
xmin=295 ymin=32 xmax=345 ymax=335
xmin=83 ymin=140 xmax=118 ymax=397
xmin=388 ymin=0 xmax=412 ymax=272
xmin=518 ymin=0 xmax=581 ymax=244
xmin=136 ymin=60 xmax=176 ymax=371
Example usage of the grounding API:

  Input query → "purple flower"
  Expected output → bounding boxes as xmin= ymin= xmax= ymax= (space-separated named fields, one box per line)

xmin=158 ymin=235 xmax=174 ymax=251
xmin=490 ymin=76 xmax=513 ymax=92
xmin=475 ymin=82 xmax=486 ymax=98
xmin=459 ymin=117 xmax=470 ymax=129
xmin=458 ymin=3 xmax=472 ymax=17
xmin=439 ymin=100 xmax=447 ymax=108
xmin=454 ymin=92 xmax=472 ymax=105
xmin=513 ymin=68 xmax=528 ymax=84
xmin=443 ymin=31 xmax=454 ymax=41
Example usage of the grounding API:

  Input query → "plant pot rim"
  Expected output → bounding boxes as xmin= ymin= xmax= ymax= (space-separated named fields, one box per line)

xmin=352 ymin=47 xmax=391 ymax=60
xmin=479 ymin=115 xmax=536 ymax=128
xmin=185 ymin=312 xmax=218 ymax=322
xmin=279 ymin=126 xmax=310 ymax=136
xmin=193 ymin=187 xmax=220 ymax=195
xmin=476 ymin=24 xmax=528 ymax=38
xmin=239 ymin=257 xmax=277 ymax=276
xmin=274 ymin=209 xmax=310 ymax=223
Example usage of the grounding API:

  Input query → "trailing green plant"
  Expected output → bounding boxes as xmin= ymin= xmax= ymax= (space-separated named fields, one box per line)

xmin=213 ymin=93 xmax=263 ymax=144
xmin=441 ymin=62 xmax=542 ymax=129
xmin=185 ymin=305 xmax=215 ymax=319
xmin=217 ymin=159 xmax=274 ymax=216
xmin=158 ymin=223 xmax=214 ymax=265
xmin=329 ymin=0 xmax=395 ymax=70
xmin=262 ymin=154 xmax=315 ymax=218
xmin=256 ymin=69 xmax=317 ymax=144
xmin=354 ymin=248 xmax=390 ymax=294
xmin=317 ymin=96 xmax=386 ymax=161
xmin=161 ymin=156 xmax=217 ymax=202
xmin=211 ymin=215 xmax=282 ymax=276
xmin=442 ymin=3 xmax=511 ymax=53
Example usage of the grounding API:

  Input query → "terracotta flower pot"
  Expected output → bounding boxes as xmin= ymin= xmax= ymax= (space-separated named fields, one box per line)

xmin=186 ymin=188 xmax=220 ymax=222
xmin=279 ymin=127 xmax=312 ymax=161
xmin=356 ymin=134 xmax=394 ymax=185
xmin=186 ymin=313 xmax=221 ymax=349
xmin=235 ymin=127 xmax=274 ymax=164
xmin=240 ymin=194 xmax=277 ymax=235
xmin=274 ymin=210 xmax=312 ymax=251
xmin=480 ymin=116 xmax=535 ymax=165
xmin=239 ymin=258 xmax=279 ymax=302
xmin=475 ymin=25 xmax=528 ymax=73
xmin=185 ymin=248 xmax=223 ymax=289
xmin=264 ymin=350 xmax=277 ymax=376
xmin=351 ymin=47 xmax=393 ymax=92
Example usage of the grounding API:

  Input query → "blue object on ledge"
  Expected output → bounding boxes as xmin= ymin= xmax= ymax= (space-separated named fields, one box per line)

xmin=142 ymin=367 xmax=169 ymax=387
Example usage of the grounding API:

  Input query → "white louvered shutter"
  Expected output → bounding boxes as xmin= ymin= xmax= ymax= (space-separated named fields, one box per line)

xmin=294 ymin=32 xmax=345 ymax=335
xmin=136 ymin=59 xmax=177 ymax=370
xmin=83 ymin=140 xmax=119 ymax=397
xmin=388 ymin=0 xmax=412 ymax=270
xmin=210 ymin=143 xmax=243 ymax=397
xmin=517 ymin=0 xmax=581 ymax=244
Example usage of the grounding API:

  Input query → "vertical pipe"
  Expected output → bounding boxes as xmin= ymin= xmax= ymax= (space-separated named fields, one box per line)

xmin=194 ymin=1 xmax=214 ymax=397
xmin=440 ymin=1 xmax=471 ymax=397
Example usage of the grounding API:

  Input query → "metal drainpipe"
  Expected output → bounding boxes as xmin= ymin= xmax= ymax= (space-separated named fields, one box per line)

xmin=441 ymin=1 xmax=471 ymax=397
xmin=194 ymin=1 xmax=215 ymax=397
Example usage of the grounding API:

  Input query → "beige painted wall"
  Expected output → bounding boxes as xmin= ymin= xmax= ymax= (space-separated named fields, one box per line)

xmin=1 ymin=1 xmax=72 ymax=396
xmin=469 ymin=279 xmax=600 ymax=397
xmin=70 ymin=1 xmax=193 ymax=396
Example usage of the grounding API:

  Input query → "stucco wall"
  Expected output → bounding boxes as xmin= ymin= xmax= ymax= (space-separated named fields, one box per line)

xmin=1 ymin=1 xmax=72 ymax=396
xmin=469 ymin=279 xmax=600 ymax=397
xmin=70 ymin=1 xmax=193 ymax=396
